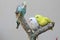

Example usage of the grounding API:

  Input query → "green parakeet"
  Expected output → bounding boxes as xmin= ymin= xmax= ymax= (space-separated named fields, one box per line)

xmin=35 ymin=15 xmax=52 ymax=27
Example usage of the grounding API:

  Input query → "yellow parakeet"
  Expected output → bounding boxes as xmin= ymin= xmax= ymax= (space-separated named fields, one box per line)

xmin=35 ymin=15 xmax=52 ymax=27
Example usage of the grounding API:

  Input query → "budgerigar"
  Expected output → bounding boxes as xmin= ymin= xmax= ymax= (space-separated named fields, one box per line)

xmin=15 ymin=1 xmax=27 ymax=29
xmin=35 ymin=15 xmax=52 ymax=27
xmin=28 ymin=17 xmax=41 ymax=33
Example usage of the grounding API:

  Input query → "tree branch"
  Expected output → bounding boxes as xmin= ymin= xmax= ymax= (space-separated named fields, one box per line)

xmin=33 ymin=22 xmax=55 ymax=37
xmin=18 ymin=17 xmax=33 ymax=35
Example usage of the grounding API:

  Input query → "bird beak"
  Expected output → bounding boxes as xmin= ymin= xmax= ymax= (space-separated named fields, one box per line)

xmin=18 ymin=13 xmax=21 ymax=17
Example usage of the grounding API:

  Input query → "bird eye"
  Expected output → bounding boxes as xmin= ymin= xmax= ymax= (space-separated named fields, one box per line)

xmin=36 ymin=16 xmax=38 ymax=18
xmin=30 ymin=19 xmax=32 ymax=21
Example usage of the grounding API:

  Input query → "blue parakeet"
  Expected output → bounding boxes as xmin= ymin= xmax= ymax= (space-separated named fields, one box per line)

xmin=15 ymin=1 xmax=27 ymax=29
xmin=16 ymin=5 xmax=26 ymax=16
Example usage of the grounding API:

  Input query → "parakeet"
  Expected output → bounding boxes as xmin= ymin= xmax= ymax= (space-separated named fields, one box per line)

xmin=35 ymin=15 xmax=52 ymax=27
xmin=15 ymin=1 xmax=27 ymax=29
xmin=28 ymin=17 xmax=41 ymax=33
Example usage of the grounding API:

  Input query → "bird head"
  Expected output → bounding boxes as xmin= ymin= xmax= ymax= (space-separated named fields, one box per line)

xmin=15 ymin=1 xmax=27 ymax=18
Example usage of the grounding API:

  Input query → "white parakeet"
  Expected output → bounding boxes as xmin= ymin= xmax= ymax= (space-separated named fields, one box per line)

xmin=28 ymin=17 xmax=41 ymax=33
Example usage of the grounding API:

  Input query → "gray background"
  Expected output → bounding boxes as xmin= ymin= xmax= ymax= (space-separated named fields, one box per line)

xmin=0 ymin=0 xmax=60 ymax=40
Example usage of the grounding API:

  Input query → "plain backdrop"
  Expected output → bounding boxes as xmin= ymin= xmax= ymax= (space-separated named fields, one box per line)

xmin=0 ymin=0 xmax=60 ymax=40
